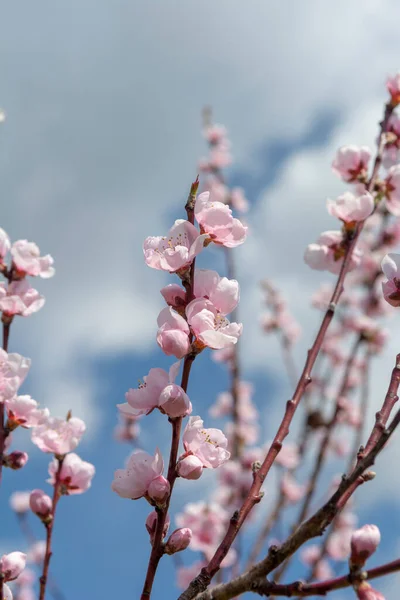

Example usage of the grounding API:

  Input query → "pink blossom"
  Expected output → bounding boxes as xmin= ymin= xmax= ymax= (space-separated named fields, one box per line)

xmin=194 ymin=192 xmax=247 ymax=248
xmin=160 ymin=284 xmax=186 ymax=310
xmin=177 ymin=455 xmax=203 ymax=480
xmin=0 ymin=350 xmax=30 ymax=402
xmin=203 ymin=124 xmax=227 ymax=145
xmin=0 ymin=552 xmax=27 ymax=581
xmin=280 ymin=473 xmax=305 ymax=504
xmin=387 ymin=72 xmax=400 ymax=105
xmin=381 ymin=253 xmax=400 ymax=307
xmin=147 ymin=475 xmax=170 ymax=505
xmin=31 ymin=416 xmax=86 ymax=455
xmin=146 ymin=511 xmax=170 ymax=544
xmin=180 ymin=416 xmax=230 ymax=469
xmin=47 ymin=452 xmax=95 ymax=495
xmin=194 ymin=270 xmax=239 ymax=315
xmin=143 ymin=220 xmax=208 ymax=273
xmin=186 ymin=298 xmax=242 ymax=349
xmin=165 ymin=528 xmax=192 ymax=555
xmin=304 ymin=230 xmax=362 ymax=274
xmin=350 ymin=524 xmax=381 ymax=567
xmin=332 ymin=146 xmax=371 ymax=182
xmin=120 ymin=362 xmax=191 ymax=418
xmin=9 ymin=491 xmax=31 ymax=513
xmin=356 ymin=582 xmax=385 ymax=600
xmin=27 ymin=541 xmax=46 ymax=565
xmin=29 ymin=489 xmax=52 ymax=518
xmin=5 ymin=396 xmax=49 ymax=429
xmin=11 ymin=240 xmax=54 ymax=279
xmin=2 ymin=584 xmax=13 ymax=600
xmin=111 ymin=447 xmax=165 ymax=501
xmin=0 ymin=280 xmax=45 ymax=318
xmin=327 ymin=192 xmax=374 ymax=224
xmin=273 ymin=442 xmax=300 ymax=470
xmin=176 ymin=502 xmax=228 ymax=555
xmin=230 ymin=187 xmax=249 ymax=213
xmin=156 ymin=307 xmax=191 ymax=359
xmin=0 ymin=228 xmax=10 ymax=261
xmin=4 ymin=451 xmax=29 ymax=470
xmin=385 ymin=165 xmax=400 ymax=216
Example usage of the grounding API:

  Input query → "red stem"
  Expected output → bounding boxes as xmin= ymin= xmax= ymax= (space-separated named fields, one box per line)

xmin=178 ymin=100 xmax=394 ymax=600
xmin=39 ymin=457 xmax=64 ymax=600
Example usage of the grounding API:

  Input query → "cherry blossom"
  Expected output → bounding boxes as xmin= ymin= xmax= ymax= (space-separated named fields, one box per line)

xmin=194 ymin=191 xmax=247 ymax=247
xmin=327 ymin=192 xmax=374 ymax=224
xmin=331 ymin=146 xmax=371 ymax=182
xmin=350 ymin=524 xmax=381 ymax=567
xmin=381 ymin=253 xmax=400 ymax=307
xmin=5 ymin=396 xmax=48 ymax=429
xmin=178 ymin=416 xmax=230 ymax=472
xmin=165 ymin=528 xmax=192 ymax=555
xmin=304 ymin=230 xmax=362 ymax=274
xmin=47 ymin=452 xmax=95 ymax=495
xmin=0 ymin=280 xmax=45 ymax=318
xmin=186 ymin=298 xmax=242 ymax=349
xmin=384 ymin=164 xmax=400 ymax=216
xmin=31 ymin=416 xmax=86 ymax=455
xmin=156 ymin=307 xmax=191 ymax=359
xmin=0 ymin=228 xmax=10 ymax=261
xmin=120 ymin=361 xmax=191 ymax=418
xmin=29 ymin=490 xmax=52 ymax=518
xmin=11 ymin=240 xmax=54 ymax=279
xmin=193 ymin=270 xmax=239 ymax=315
xmin=203 ymin=124 xmax=227 ymax=145
xmin=0 ymin=350 xmax=30 ymax=402
xmin=160 ymin=284 xmax=186 ymax=310
xmin=143 ymin=220 xmax=208 ymax=273
xmin=0 ymin=552 xmax=27 ymax=581
xmin=111 ymin=448 xmax=166 ymax=502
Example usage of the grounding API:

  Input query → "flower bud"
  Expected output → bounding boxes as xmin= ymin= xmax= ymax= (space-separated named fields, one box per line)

xmin=159 ymin=384 xmax=192 ymax=418
xmin=177 ymin=455 xmax=203 ymax=480
xmin=145 ymin=511 xmax=170 ymax=544
xmin=356 ymin=582 xmax=385 ymax=600
xmin=147 ymin=476 xmax=170 ymax=506
xmin=29 ymin=489 xmax=52 ymax=519
xmin=0 ymin=551 xmax=27 ymax=581
xmin=350 ymin=524 xmax=381 ymax=567
xmin=4 ymin=451 xmax=29 ymax=470
xmin=165 ymin=528 xmax=192 ymax=555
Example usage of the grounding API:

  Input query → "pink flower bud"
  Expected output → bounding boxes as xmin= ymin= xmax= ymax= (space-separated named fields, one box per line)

xmin=177 ymin=455 xmax=203 ymax=480
xmin=356 ymin=582 xmax=385 ymax=600
xmin=156 ymin=308 xmax=191 ymax=359
xmin=350 ymin=524 xmax=381 ymax=567
xmin=147 ymin=475 xmax=170 ymax=506
xmin=145 ymin=511 xmax=170 ymax=544
xmin=0 ymin=551 xmax=27 ymax=581
xmin=159 ymin=384 xmax=192 ymax=418
xmin=4 ymin=451 xmax=28 ymax=470
xmin=29 ymin=489 xmax=52 ymax=518
xmin=165 ymin=528 xmax=192 ymax=555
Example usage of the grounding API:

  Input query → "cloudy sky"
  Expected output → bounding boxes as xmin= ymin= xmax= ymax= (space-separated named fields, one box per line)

xmin=2 ymin=1 xmax=400 ymax=599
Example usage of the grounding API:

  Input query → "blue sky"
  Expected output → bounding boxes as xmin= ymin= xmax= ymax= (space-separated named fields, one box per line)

xmin=2 ymin=1 xmax=400 ymax=599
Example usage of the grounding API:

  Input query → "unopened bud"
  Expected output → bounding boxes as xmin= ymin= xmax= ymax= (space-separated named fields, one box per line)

xmin=0 ymin=551 xmax=27 ymax=581
xmin=3 ymin=451 xmax=28 ymax=470
xmin=165 ymin=528 xmax=192 ymax=555
xmin=356 ymin=582 xmax=385 ymax=599
xmin=350 ymin=524 xmax=381 ymax=568
xmin=177 ymin=455 xmax=203 ymax=480
xmin=29 ymin=489 xmax=52 ymax=520
xmin=145 ymin=511 xmax=170 ymax=544
xmin=147 ymin=476 xmax=170 ymax=507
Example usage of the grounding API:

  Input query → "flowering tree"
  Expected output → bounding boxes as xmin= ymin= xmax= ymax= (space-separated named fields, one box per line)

xmin=3 ymin=74 xmax=400 ymax=600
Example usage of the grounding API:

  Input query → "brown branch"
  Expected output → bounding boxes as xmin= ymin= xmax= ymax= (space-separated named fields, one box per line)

xmin=39 ymin=456 xmax=64 ymax=600
xmin=140 ymin=179 xmax=199 ymax=599
xmin=178 ymin=99 xmax=394 ymax=600
xmin=274 ymin=335 xmax=363 ymax=582
xmin=190 ymin=356 xmax=400 ymax=600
